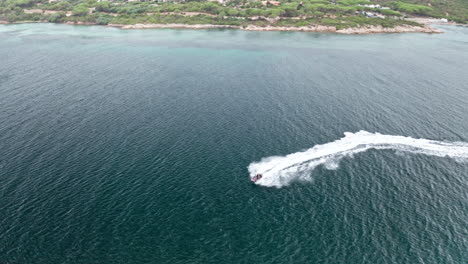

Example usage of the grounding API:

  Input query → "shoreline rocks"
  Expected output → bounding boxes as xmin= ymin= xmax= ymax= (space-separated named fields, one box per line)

xmin=243 ymin=25 xmax=337 ymax=32
xmin=1 ymin=21 xmax=443 ymax=34
xmin=65 ymin=21 xmax=98 ymax=25
xmin=111 ymin=23 xmax=442 ymax=34
xmin=113 ymin=23 xmax=239 ymax=30
xmin=336 ymin=25 xmax=442 ymax=34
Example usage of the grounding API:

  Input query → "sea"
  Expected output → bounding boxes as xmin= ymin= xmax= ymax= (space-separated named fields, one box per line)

xmin=0 ymin=23 xmax=467 ymax=263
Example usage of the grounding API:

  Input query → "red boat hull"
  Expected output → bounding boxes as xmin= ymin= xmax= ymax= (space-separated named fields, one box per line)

xmin=251 ymin=174 xmax=262 ymax=182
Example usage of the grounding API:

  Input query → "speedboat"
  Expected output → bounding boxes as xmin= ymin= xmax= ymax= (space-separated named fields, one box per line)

xmin=251 ymin=174 xmax=262 ymax=182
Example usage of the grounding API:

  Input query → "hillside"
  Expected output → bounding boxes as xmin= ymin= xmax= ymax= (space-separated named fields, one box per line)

xmin=0 ymin=0 xmax=465 ymax=31
xmin=374 ymin=0 xmax=468 ymax=23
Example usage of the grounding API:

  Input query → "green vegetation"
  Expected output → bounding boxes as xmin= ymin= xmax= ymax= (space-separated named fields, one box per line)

xmin=72 ymin=4 xmax=89 ymax=16
xmin=375 ymin=0 xmax=468 ymax=23
xmin=337 ymin=0 xmax=371 ymax=6
xmin=389 ymin=2 xmax=433 ymax=15
xmin=0 ymin=0 xmax=465 ymax=29
xmin=111 ymin=14 xmax=246 ymax=26
xmin=277 ymin=15 xmax=419 ymax=29
xmin=379 ymin=8 xmax=401 ymax=16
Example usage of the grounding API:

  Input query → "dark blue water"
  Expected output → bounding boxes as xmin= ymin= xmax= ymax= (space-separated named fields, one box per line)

xmin=1 ymin=24 xmax=467 ymax=263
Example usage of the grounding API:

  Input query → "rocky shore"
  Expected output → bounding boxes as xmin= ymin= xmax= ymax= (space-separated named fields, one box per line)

xmin=65 ymin=21 xmax=98 ymax=26
xmin=110 ymin=23 xmax=442 ymax=34
xmin=110 ymin=23 xmax=239 ymax=30
xmin=1 ymin=21 xmax=443 ymax=34
xmin=405 ymin=17 xmax=467 ymax=27
xmin=336 ymin=25 xmax=442 ymax=34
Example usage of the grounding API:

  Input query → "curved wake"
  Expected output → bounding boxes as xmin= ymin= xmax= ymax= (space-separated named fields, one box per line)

xmin=248 ymin=131 xmax=468 ymax=187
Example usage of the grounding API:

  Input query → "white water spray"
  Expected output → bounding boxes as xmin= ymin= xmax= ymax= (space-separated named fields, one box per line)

xmin=248 ymin=131 xmax=468 ymax=188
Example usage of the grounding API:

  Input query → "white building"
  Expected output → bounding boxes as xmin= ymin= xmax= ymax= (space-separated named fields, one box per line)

xmin=360 ymin=4 xmax=381 ymax=9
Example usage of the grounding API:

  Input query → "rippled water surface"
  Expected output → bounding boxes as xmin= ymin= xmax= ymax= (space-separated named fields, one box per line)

xmin=1 ymin=24 xmax=467 ymax=263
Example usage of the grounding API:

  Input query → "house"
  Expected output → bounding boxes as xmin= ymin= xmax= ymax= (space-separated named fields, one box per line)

xmin=360 ymin=4 xmax=381 ymax=9
xmin=363 ymin=11 xmax=385 ymax=18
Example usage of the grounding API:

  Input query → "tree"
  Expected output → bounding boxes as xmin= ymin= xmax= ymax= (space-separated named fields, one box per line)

xmin=227 ymin=8 xmax=238 ymax=16
xmin=48 ymin=12 xmax=64 ymax=22
xmin=5 ymin=0 xmax=34 ymax=8
xmin=269 ymin=9 xmax=281 ymax=17
xmin=72 ymin=4 xmax=89 ymax=16
xmin=282 ymin=6 xmax=298 ymax=17
xmin=95 ymin=2 xmax=110 ymax=13
xmin=201 ymin=2 xmax=219 ymax=14
xmin=96 ymin=15 xmax=111 ymax=25
xmin=50 ymin=2 xmax=71 ymax=11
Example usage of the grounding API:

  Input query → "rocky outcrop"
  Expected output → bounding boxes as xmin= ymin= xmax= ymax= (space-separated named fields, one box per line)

xmin=0 ymin=21 xmax=443 ymax=34
xmin=114 ymin=23 xmax=238 ymax=30
xmin=243 ymin=25 xmax=337 ymax=32
xmin=242 ymin=24 xmax=441 ymax=34
xmin=336 ymin=25 xmax=442 ymax=34
xmin=65 ymin=21 xmax=97 ymax=25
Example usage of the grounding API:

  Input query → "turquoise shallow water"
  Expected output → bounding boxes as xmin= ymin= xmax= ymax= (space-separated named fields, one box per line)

xmin=0 ymin=24 xmax=467 ymax=263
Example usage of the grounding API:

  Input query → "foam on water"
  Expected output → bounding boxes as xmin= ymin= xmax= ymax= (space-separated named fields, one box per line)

xmin=248 ymin=131 xmax=468 ymax=187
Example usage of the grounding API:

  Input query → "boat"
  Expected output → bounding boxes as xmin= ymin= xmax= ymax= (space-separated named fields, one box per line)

xmin=251 ymin=174 xmax=262 ymax=182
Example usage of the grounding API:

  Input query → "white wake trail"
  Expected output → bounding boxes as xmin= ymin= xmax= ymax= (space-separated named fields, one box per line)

xmin=248 ymin=131 xmax=468 ymax=187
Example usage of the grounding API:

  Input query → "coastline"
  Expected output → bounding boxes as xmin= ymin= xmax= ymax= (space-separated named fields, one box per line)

xmin=100 ymin=22 xmax=444 ymax=34
xmin=1 ymin=20 xmax=443 ymax=34
xmin=405 ymin=17 xmax=468 ymax=28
